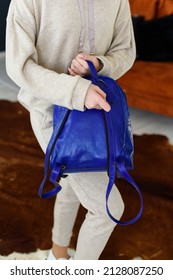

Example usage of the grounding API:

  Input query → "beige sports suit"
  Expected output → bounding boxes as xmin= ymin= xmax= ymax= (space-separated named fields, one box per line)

xmin=6 ymin=0 xmax=136 ymax=259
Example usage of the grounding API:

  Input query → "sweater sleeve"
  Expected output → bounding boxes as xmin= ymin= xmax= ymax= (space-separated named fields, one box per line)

xmin=97 ymin=0 xmax=136 ymax=80
xmin=5 ymin=2 xmax=91 ymax=111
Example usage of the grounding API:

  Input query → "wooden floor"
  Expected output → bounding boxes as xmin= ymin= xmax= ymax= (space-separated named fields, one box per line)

xmin=0 ymin=52 xmax=173 ymax=144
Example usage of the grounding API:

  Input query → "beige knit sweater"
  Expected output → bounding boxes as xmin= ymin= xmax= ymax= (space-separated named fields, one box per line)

xmin=6 ymin=0 xmax=136 ymax=151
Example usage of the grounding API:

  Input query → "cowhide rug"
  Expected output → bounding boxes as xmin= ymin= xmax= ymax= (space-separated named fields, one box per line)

xmin=0 ymin=101 xmax=173 ymax=260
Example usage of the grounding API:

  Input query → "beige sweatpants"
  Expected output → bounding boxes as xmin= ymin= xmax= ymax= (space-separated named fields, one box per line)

xmin=52 ymin=172 xmax=124 ymax=260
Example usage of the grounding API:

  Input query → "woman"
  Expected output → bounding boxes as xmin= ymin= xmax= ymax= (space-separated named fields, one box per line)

xmin=6 ymin=0 xmax=136 ymax=260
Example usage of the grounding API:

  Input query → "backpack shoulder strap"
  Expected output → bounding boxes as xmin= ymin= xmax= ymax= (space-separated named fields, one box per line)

xmin=104 ymin=109 xmax=144 ymax=225
xmin=38 ymin=108 xmax=70 ymax=198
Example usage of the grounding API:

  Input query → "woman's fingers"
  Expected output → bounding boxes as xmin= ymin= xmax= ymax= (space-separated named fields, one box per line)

xmin=70 ymin=57 xmax=89 ymax=75
xmin=85 ymin=85 xmax=111 ymax=112
xmin=96 ymin=94 xmax=111 ymax=112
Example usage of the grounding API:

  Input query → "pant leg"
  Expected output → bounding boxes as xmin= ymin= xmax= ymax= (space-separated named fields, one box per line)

xmin=52 ymin=177 xmax=80 ymax=247
xmin=68 ymin=172 xmax=124 ymax=260
xmin=52 ymin=172 xmax=124 ymax=259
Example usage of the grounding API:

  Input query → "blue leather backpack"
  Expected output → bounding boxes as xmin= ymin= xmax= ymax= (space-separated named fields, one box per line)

xmin=39 ymin=61 xmax=144 ymax=225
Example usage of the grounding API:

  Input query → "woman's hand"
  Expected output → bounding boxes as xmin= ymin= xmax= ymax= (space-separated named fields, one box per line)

xmin=84 ymin=84 xmax=111 ymax=112
xmin=69 ymin=53 xmax=109 ymax=111
xmin=68 ymin=53 xmax=103 ymax=76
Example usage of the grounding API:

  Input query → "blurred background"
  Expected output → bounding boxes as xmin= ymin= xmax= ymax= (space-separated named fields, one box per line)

xmin=0 ymin=0 xmax=11 ymax=52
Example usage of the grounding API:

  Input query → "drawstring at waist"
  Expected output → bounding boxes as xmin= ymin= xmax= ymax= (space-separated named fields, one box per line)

xmin=77 ymin=0 xmax=95 ymax=55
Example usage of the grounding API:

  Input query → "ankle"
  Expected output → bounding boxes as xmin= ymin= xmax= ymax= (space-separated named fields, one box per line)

xmin=52 ymin=243 xmax=69 ymax=259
